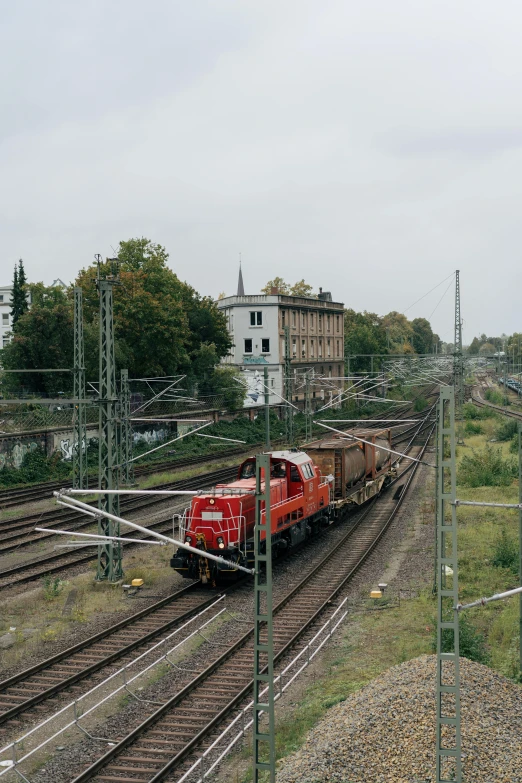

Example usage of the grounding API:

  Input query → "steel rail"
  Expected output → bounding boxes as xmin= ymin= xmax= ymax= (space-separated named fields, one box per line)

xmin=69 ymin=424 xmax=434 ymax=783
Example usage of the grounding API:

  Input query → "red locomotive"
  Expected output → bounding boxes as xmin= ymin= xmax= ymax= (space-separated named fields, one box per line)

xmin=171 ymin=429 xmax=393 ymax=586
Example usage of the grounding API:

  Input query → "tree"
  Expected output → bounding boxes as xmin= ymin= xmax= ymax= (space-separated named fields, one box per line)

xmin=75 ymin=238 xmax=232 ymax=382
xmin=479 ymin=342 xmax=496 ymax=356
xmin=261 ymin=277 xmax=290 ymax=295
xmin=344 ymin=309 xmax=388 ymax=371
xmin=411 ymin=317 xmax=434 ymax=354
xmin=467 ymin=337 xmax=481 ymax=355
xmin=382 ymin=311 xmax=414 ymax=353
xmin=10 ymin=259 xmax=29 ymax=328
xmin=2 ymin=283 xmax=74 ymax=395
xmin=289 ymin=279 xmax=314 ymax=297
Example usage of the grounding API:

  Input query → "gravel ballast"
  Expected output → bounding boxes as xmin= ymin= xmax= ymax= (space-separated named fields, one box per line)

xmin=276 ymin=655 xmax=522 ymax=783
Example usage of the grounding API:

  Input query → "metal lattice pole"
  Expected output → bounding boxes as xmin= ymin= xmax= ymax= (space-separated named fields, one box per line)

xmin=254 ymin=453 xmax=275 ymax=782
xmin=454 ymin=271 xmax=465 ymax=444
xmin=73 ymin=287 xmax=87 ymax=489
xmin=284 ymin=326 xmax=293 ymax=445
xmin=435 ymin=386 xmax=461 ymax=782
xmin=119 ymin=369 xmax=134 ymax=486
xmin=96 ymin=271 xmax=123 ymax=582
xmin=264 ymin=366 xmax=270 ymax=451
xmin=304 ymin=370 xmax=312 ymax=442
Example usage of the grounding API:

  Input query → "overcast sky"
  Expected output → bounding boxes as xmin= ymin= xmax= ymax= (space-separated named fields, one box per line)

xmin=1 ymin=0 xmax=521 ymax=343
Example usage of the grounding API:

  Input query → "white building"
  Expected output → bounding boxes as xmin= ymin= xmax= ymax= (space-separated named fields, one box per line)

xmin=217 ymin=271 xmax=345 ymax=408
xmin=0 ymin=286 xmax=13 ymax=348
xmin=0 ymin=285 xmax=32 ymax=348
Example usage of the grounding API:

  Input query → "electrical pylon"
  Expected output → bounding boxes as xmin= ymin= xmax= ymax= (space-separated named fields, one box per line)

xmin=96 ymin=258 xmax=123 ymax=581
xmin=73 ymin=287 xmax=87 ymax=489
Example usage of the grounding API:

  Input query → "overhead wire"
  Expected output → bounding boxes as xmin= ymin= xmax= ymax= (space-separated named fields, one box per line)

xmin=403 ymin=271 xmax=455 ymax=314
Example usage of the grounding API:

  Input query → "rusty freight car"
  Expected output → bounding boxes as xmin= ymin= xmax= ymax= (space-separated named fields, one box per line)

xmin=305 ymin=428 xmax=395 ymax=509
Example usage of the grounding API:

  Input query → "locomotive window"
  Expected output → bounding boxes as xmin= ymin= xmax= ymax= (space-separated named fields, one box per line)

xmin=244 ymin=338 xmax=252 ymax=353
xmin=302 ymin=463 xmax=314 ymax=479
xmin=290 ymin=466 xmax=300 ymax=482
xmin=240 ymin=461 xmax=256 ymax=478
xmin=271 ymin=462 xmax=286 ymax=478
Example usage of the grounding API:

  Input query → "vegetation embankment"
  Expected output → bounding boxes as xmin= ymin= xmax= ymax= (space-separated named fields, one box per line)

xmin=219 ymin=403 xmax=522 ymax=781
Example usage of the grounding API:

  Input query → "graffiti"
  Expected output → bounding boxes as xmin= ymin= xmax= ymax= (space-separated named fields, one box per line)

xmin=133 ymin=428 xmax=170 ymax=445
xmin=60 ymin=438 xmax=86 ymax=461
xmin=243 ymin=370 xmax=264 ymax=407
xmin=0 ymin=441 xmax=38 ymax=471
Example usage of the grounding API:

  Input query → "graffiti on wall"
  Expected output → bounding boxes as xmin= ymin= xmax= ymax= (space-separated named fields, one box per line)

xmin=59 ymin=438 xmax=86 ymax=461
xmin=133 ymin=428 xmax=170 ymax=445
xmin=0 ymin=441 xmax=39 ymax=471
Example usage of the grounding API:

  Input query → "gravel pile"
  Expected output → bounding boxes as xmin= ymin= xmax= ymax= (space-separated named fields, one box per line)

xmin=276 ymin=655 xmax=522 ymax=783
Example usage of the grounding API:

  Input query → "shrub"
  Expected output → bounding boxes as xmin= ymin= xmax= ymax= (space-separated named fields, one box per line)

xmin=491 ymin=529 xmax=519 ymax=574
xmin=485 ymin=388 xmax=505 ymax=405
xmin=435 ymin=615 xmax=490 ymax=665
xmin=464 ymin=420 xmax=483 ymax=435
xmin=457 ymin=444 xmax=518 ymax=487
xmin=463 ymin=402 xmax=494 ymax=420
xmin=495 ymin=418 xmax=518 ymax=442
xmin=42 ymin=576 xmax=64 ymax=601
xmin=414 ymin=396 xmax=428 ymax=412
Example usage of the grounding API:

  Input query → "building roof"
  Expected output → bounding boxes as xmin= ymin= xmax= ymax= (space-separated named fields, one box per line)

xmin=217 ymin=293 xmax=344 ymax=311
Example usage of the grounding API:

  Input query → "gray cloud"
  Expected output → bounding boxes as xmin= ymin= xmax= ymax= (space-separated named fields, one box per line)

xmin=1 ymin=0 xmax=521 ymax=343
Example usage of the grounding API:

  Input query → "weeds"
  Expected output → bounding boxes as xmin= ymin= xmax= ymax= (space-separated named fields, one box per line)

xmin=491 ymin=529 xmax=518 ymax=574
xmin=485 ymin=388 xmax=505 ymax=406
xmin=464 ymin=420 xmax=483 ymax=435
xmin=42 ymin=576 xmax=64 ymax=600
xmin=457 ymin=444 xmax=518 ymax=487
xmin=495 ymin=418 xmax=518 ymax=442
xmin=435 ymin=615 xmax=490 ymax=665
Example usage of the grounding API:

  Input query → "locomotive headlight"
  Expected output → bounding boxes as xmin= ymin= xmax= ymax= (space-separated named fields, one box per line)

xmin=185 ymin=535 xmax=192 ymax=545
xmin=217 ymin=536 xmax=225 ymax=549
xmin=209 ymin=498 xmax=216 ymax=505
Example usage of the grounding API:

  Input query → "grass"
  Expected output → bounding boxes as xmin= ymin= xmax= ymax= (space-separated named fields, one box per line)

xmin=218 ymin=411 xmax=522 ymax=782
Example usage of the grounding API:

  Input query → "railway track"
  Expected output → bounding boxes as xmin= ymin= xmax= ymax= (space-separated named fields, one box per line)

xmin=0 ymin=467 xmax=237 ymax=588
xmin=0 ymin=447 xmax=251 ymax=511
xmin=472 ymin=392 xmax=522 ymax=421
xmin=57 ymin=419 xmax=434 ymax=783
xmin=0 ymin=582 xmax=221 ymax=732
xmin=0 ymin=403 xmax=435 ymax=590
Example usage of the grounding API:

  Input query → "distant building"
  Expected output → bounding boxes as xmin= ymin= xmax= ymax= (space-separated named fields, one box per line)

xmin=217 ymin=270 xmax=344 ymax=407
xmin=0 ymin=285 xmax=32 ymax=348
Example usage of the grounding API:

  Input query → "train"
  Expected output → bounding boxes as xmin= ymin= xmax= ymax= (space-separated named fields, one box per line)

xmin=498 ymin=377 xmax=522 ymax=394
xmin=170 ymin=428 xmax=395 ymax=586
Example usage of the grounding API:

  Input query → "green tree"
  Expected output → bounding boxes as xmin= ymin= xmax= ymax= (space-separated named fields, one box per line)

xmin=467 ymin=336 xmax=481 ymax=355
xmin=382 ymin=311 xmax=414 ymax=353
xmin=344 ymin=309 xmax=388 ymax=371
xmin=10 ymin=259 xmax=29 ymax=328
xmin=75 ymin=238 xmax=232 ymax=383
xmin=2 ymin=283 xmax=74 ymax=395
xmin=261 ymin=277 xmax=290 ymax=294
xmin=411 ymin=317 xmax=434 ymax=354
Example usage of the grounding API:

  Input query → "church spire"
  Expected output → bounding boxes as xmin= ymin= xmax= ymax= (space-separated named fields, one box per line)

xmin=237 ymin=253 xmax=245 ymax=296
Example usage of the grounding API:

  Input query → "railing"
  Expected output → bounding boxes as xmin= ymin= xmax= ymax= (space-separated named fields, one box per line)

xmin=179 ymin=510 xmax=248 ymax=553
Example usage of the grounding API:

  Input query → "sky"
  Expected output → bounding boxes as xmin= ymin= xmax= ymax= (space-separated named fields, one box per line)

xmin=1 ymin=0 xmax=521 ymax=344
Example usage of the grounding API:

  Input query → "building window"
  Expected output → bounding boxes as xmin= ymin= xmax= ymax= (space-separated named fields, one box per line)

xmin=281 ymin=310 xmax=286 ymax=328
xmin=292 ymin=311 xmax=296 ymax=327
xmin=262 ymin=338 xmax=270 ymax=353
xmin=336 ymin=339 xmax=340 ymax=357
xmin=327 ymin=315 xmax=331 ymax=332
xmin=328 ymin=365 xmax=332 ymax=377
xmin=250 ymin=311 xmax=262 ymax=326
xmin=310 ymin=339 xmax=315 ymax=358
xmin=327 ymin=339 xmax=331 ymax=357
xmin=318 ymin=314 xmax=323 ymax=332
xmin=2 ymin=337 xmax=9 ymax=347
xmin=0 ymin=295 xmax=3 ymax=302
xmin=336 ymin=315 xmax=340 ymax=332
xmin=319 ymin=339 xmax=323 ymax=358
xmin=301 ymin=312 xmax=306 ymax=329
xmin=292 ymin=339 xmax=297 ymax=357
xmin=301 ymin=339 xmax=306 ymax=358
xmin=2 ymin=313 xmax=8 ymax=324
xmin=244 ymin=338 xmax=253 ymax=353
xmin=310 ymin=313 xmax=314 ymax=329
